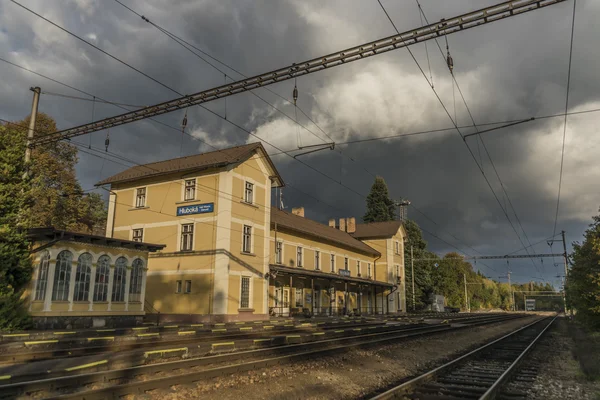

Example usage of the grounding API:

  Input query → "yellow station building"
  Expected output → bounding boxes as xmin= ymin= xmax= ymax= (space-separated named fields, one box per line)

xmin=94 ymin=142 xmax=406 ymax=322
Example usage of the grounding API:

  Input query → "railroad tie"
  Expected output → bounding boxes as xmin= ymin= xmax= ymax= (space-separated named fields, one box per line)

xmin=253 ymin=338 xmax=272 ymax=347
xmin=212 ymin=328 xmax=227 ymax=333
xmin=137 ymin=333 xmax=160 ymax=338
xmin=177 ymin=331 xmax=196 ymax=336
xmin=64 ymin=360 xmax=108 ymax=372
xmin=87 ymin=337 xmax=114 ymax=342
xmin=24 ymin=340 xmax=58 ymax=347
xmin=144 ymin=347 xmax=188 ymax=359
xmin=240 ymin=327 xmax=253 ymax=331
xmin=211 ymin=342 xmax=235 ymax=352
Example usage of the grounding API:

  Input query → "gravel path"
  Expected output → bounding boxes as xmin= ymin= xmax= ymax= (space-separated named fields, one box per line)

xmin=518 ymin=318 xmax=600 ymax=400
xmin=136 ymin=315 xmax=542 ymax=400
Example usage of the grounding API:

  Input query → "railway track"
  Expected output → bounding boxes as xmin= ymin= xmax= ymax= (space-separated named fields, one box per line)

xmin=370 ymin=315 xmax=557 ymax=400
xmin=0 ymin=314 xmax=506 ymax=365
xmin=0 ymin=313 xmax=525 ymax=399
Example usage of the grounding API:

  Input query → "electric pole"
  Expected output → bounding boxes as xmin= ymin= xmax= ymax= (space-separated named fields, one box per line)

xmin=411 ymin=246 xmax=415 ymax=311
xmin=463 ymin=273 xmax=469 ymax=313
xmin=560 ymin=230 xmax=570 ymax=315
xmin=24 ymin=87 xmax=41 ymax=166
xmin=508 ymin=271 xmax=513 ymax=311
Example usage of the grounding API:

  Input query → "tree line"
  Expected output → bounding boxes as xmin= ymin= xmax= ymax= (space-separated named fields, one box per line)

xmin=364 ymin=176 xmax=562 ymax=312
xmin=0 ymin=114 xmax=107 ymax=330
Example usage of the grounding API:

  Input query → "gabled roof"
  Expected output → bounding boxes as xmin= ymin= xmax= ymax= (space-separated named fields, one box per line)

xmin=96 ymin=142 xmax=284 ymax=187
xmin=351 ymin=220 xmax=404 ymax=240
xmin=27 ymin=227 xmax=166 ymax=253
xmin=271 ymin=209 xmax=380 ymax=257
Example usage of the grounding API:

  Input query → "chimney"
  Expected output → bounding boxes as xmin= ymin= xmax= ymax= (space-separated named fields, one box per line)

xmin=328 ymin=219 xmax=336 ymax=228
xmin=292 ymin=207 xmax=304 ymax=217
xmin=347 ymin=217 xmax=356 ymax=234
xmin=339 ymin=218 xmax=346 ymax=232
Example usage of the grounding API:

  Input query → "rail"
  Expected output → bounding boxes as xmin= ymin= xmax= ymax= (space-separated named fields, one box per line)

xmin=369 ymin=315 xmax=557 ymax=400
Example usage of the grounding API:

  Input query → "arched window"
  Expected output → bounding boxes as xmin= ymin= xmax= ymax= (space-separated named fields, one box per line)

xmin=73 ymin=253 xmax=92 ymax=302
xmin=111 ymin=257 xmax=127 ymax=302
xmin=52 ymin=250 xmax=73 ymax=301
xmin=93 ymin=255 xmax=111 ymax=302
xmin=129 ymin=259 xmax=144 ymax=302
xmin=34 ymin=251 xmax=50 ymax=301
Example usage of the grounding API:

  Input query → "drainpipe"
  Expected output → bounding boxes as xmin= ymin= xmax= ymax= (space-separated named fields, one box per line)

xmin=373 ymin=252 xmax=381 ymax=314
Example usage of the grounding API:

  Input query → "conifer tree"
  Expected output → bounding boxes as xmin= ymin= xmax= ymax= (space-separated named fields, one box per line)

xmin=363 ymin=176 xmax=396 ymax=223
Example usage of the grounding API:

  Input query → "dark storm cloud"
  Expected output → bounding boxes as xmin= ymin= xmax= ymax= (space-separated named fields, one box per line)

xmin=1 ymin=0 xmax=597 ymax=286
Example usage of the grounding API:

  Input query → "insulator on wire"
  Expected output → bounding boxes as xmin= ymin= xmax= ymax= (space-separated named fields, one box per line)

xmin=104 ymin=131 xmax=110 ymax=152
xmin=446 ymin=52 xmax=454 ymax=73
xmin=181 ymin=111 xmax=188 ymax=131
xmin=292 ymin=84 xmax=298 ymax=106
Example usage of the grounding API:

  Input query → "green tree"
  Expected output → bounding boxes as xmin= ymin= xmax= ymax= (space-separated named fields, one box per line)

xmin=568 ymin=207 xmax=600 ymax=329
xmin=0 ymin=114 xmax=108 ymax=330
xmin=0 ymin=122 xmax=33 ymax=330
xmin=404 ymin=219 xmax=435 ymax=310
xmin=12 ymin=114 xmax=107 ymax=234
xmin=363 ymin=176 xmax=396 ymax=223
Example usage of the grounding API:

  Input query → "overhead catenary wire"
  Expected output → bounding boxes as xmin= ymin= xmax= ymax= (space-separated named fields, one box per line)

xmin=109 ymin=0 xmax=484 ymax=256
xmin=416 ymin=2 xmax=543 ymax=274
xmin=377 ymin=0 xmax=539 ymax=275
xmin=5 ymin=2 xmax=557 ymax=277
xmin=552 ymin=0 xmax=577 ymax=238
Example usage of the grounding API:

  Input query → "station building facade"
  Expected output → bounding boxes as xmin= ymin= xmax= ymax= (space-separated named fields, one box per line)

xmin=97 ymin=142 xmax=406 ymax=322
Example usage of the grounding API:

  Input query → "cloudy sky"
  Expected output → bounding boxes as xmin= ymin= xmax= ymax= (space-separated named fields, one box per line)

xmin=1 ymin=0 xmax=596 ymax=286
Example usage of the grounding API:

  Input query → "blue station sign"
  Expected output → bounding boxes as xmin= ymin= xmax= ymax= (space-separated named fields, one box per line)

xmin=176 ymin=202 xmax=214 ymax=216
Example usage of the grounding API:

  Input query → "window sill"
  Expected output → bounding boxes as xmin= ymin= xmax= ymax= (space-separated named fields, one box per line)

xmin=238 ymin=308 xmax=255 ymax=312
xmin=176 ymin=199 xmax=198 ymax=204
xmin=241 ymin=251 xmax=256 ymax=257
xmin=240 ymin=200 xmax=258 ymax=209
xmin=129 ymin=301 xmax=142 ymax=304
xmin=32 ymin=300 xmax=44 ymax=303
xmin=51 ymin=300 xmax=70 ymax=303
xmin=73 ymin=301 xmax=90 ymax=303
xmin=94 ymin=301 xmax=109 ymax=304
xmin=129 ymin=206 xmax=149 ymax=211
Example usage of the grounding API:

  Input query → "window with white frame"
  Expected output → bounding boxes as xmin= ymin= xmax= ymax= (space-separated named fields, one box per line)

xmin=52 ymin=250 xmax=72 ymax=301
xmin=368 ymin=263 xmax=372 ymax=278
xmin=135 ymin=187 xmax=146 ymax=208
xmin=297 ymin=246 xmax=303 ymax=267
xmin=396 ymin=265 xmax=400 ymax=283
xmin=185 ymin=280 xmax=192 ymax=293
xmin=295 ymin=288 xmax=303 ymax=307
xmin=181 ymin=223 xmax=194 ymax=251
xmin=315 ymin=251 xmax=320 ymax=270
xmin=184 ymin=179 xmax=196 ymax=201
xmin=240 ymin=276 xmax=250 ymax=308
xmin=357 ymin=260 xmax=361 ymax=276
xmin=275 ymin=241 xmax=283 ymax=264
xmin=73 ymin=253 xmax=92 ymax=302
xmin=112 ymin=257 xmax=127 ymax=302
xmin=242 ymin=225 xmax=252 ymax=253
xmin=34 ymin=251 xmax=50 ymax=301
xmin=129 ymin=259 xmax=144 ymax=302
xmin=395 ymin=241 xmax=400 ymax=254
xmin=330 ymin=254 xmax=335 ymax=272
xmin=176 ymin=280 xmax=182 ymax=293
xmin=344 ymin=257 xmax=349 ymax=270
xmin=93 ymin=255 xmax=111 ymax=302
xmin=132 ymin=228 xmax=143 ymax=242
xmin=244 ymin=182 xmax=254 ymax=204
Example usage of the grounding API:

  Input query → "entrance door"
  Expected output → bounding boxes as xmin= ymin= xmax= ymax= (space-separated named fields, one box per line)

xmin=274 ymin=287 xmax=290 ymax=317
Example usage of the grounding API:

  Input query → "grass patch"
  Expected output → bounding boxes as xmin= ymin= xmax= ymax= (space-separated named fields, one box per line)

xmin=568 ymin=320 xmax=600 ymax=381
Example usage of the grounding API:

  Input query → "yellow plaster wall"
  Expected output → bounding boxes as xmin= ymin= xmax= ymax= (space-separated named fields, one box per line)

xmin=145 ymin=273 xmax=211 ymax=315
xmin=271 ymin=230 xmax=378 ymax=280
xmin=72 ymin=303 xmax=89 ymax=312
